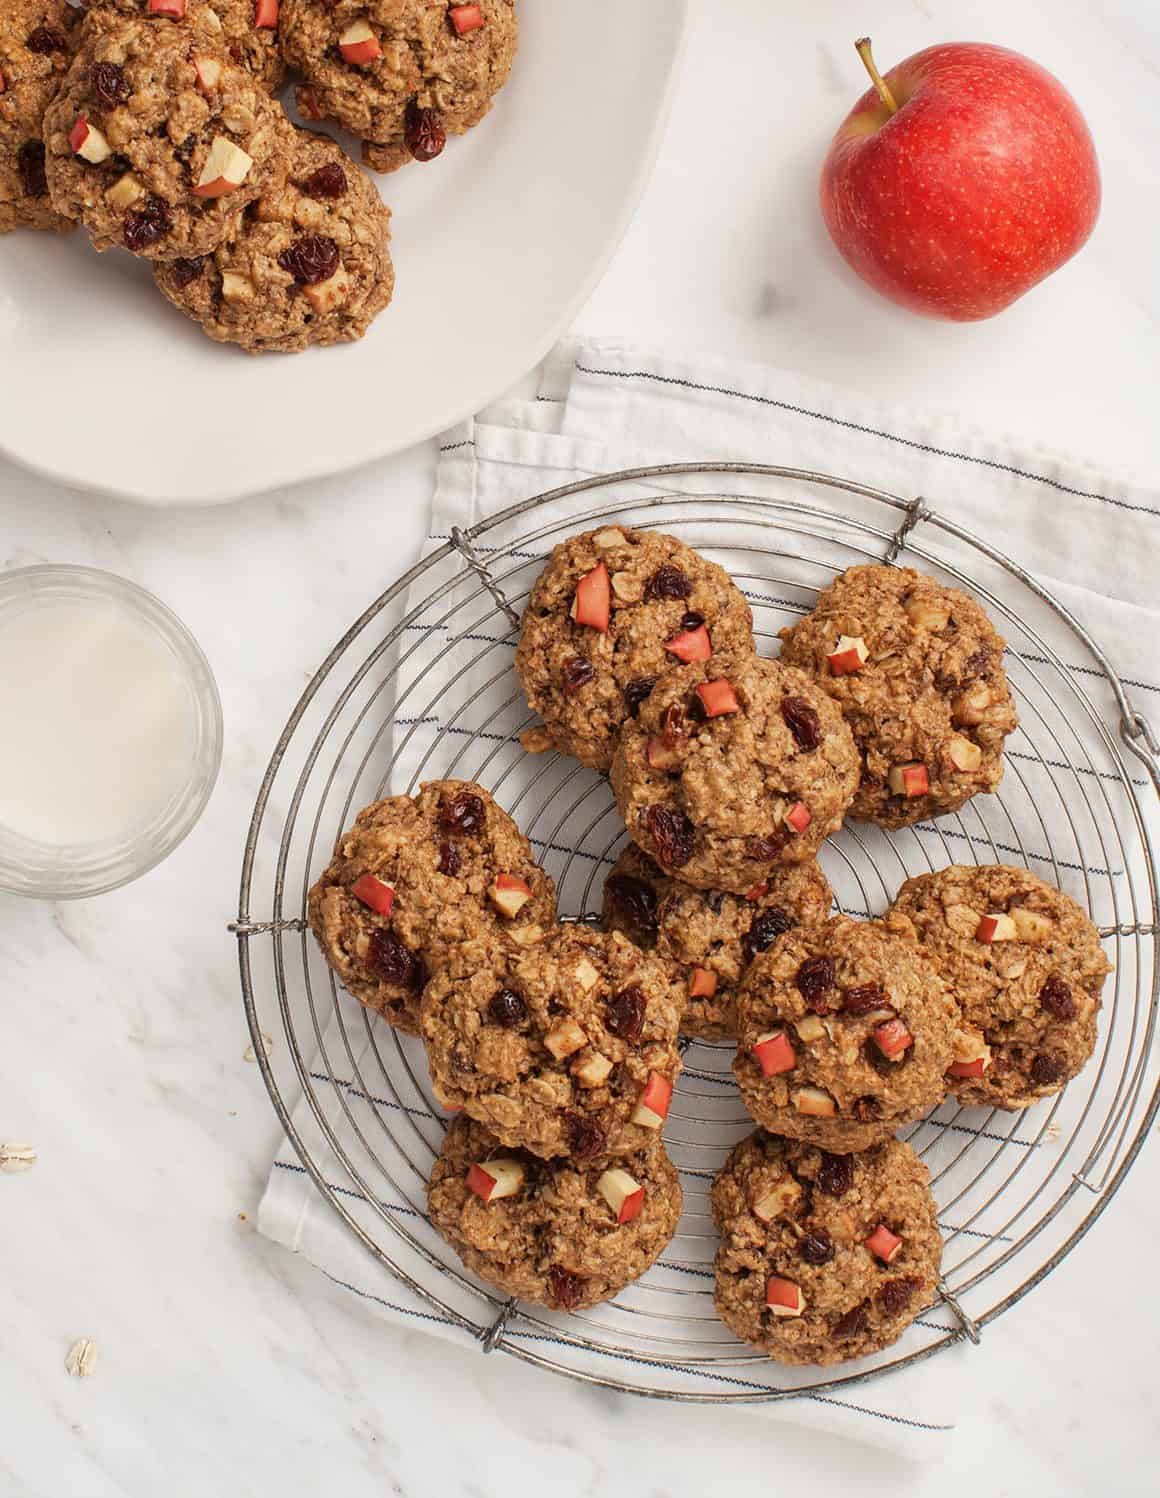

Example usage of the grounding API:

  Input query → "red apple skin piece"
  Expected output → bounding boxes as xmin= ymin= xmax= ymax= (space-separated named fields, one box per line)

xmin=255 ymin=0 xmax=278 ymax=26
xmin=865 ymin=1224 xmax=903 ymax=1263
xmin=633 ymin=1071 xmax=672 ymax=1123
xmin=820 ymin=43 xmax=1101 ymax=322
xmin=784 ymin=801 xmax=811 ymax=835
xmin=663 ymin=624 xmax=711 ymax=663
xmin=571 ymin=562 xmax=611 ymax=632
xmin=752 ymin=1029 xmax=796 ymax=1078
xmin=449 ymin=2 xmax=484 ymax=34
xmin=688 ymin=966 xmax=718 ymax=999
xmin=765 ymin=1277 xmax=804 ymax=1316
xmin=68 ymin=116 xmax=89 ymax=153
xmin=148 ymin=0 xmax=186 ymax=16
xmin=350 ymin=873 xmax=395 ymax=918
xmin=744 ymin=882 xmax=768 ymax=902
xmin=873 ymin=1017 xmax=913 ymax=1060
xmin=947 ymin=1057 xmax=987 ymax=1079
xmin=465 ymin=1163 xmax=497 ymax=1201
xmin=695 ymin=678 xmax=740 ymax=718
xmin=340 ymin=35 xmax=382 ymax=65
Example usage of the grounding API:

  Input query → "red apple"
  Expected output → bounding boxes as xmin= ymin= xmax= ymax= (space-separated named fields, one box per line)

xmin=489 ymin=871 xmax=532 ymax=918
xmin=827 ymin=634 xmax=868 ymax=676
xmin=570 ymin=562 xmax=610 ymax=632
xmin=339 ymin=19 xmax=382 ymax=66
xmin=888 ymin=762 xmax=929 ymax=798
xmin=695 ymin=678 xmax=739 ymax=718
xmin=752 ymin=1030 xmax=796 ymax=1078
xmin=688 ymin=966 xmax=718 ymax=999
xmin=744 ymin=882 xmax=768 ymax=902
xmin=765 ymin=1277 xmax=805 ymax=1318
xmin=976 ymin=911 xmax=1016 ymax=944
xmin=947 ymin=1057 xmax=986 ymax=1079
xmin=350 ymin=873 xmax=395 ymax=918
xmin=873 ymin=1017 xmax=913 ymax=1061
xmin=597 ymin=1167 xmax=644 ymax=1225
xmin=784 ymin=801 xmax=811 ymax=836
xmin=449 ymin=3 xmax=484 ymax=35
xmin=632 ymin=1071 xmax=672 ymax=1128
xmin=255 ymin=0 xmax=278 ymax=27
xmin=820 ymin=38 xmax=1100 ymax=321
xmin=148 ymin=0 xmax=186 ymax=16
xmin=865 ymin=1223 xmax=903 ymax=1263
xmin=664 ymin=624 xmax=711 ymax=663
xmin=466 ymin=1158 xmax=524 ymax=1203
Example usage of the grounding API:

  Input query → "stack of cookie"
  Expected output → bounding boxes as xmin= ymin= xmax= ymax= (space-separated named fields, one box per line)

xmin=1 ymin=0 xmax=518 ymax=352
xmin=306 ymin=523 xmax=1112 ymax=1366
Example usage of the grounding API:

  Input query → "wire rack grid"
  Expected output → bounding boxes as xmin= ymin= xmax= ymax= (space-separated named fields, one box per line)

xmin=234 ymin=462 xmax=1160 ymax=1403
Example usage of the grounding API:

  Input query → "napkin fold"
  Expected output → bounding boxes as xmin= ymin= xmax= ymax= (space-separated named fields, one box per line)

xmin=259 ymin=337 xmax=1160 ymax=1460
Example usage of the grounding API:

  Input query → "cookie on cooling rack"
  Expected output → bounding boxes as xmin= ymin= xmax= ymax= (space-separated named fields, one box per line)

xmin=601 ymin=844 xmax=833 ymax=1042
xmin=427 ymin=1115 xmax=682 ymax=1311
xmin=282 ymin=0 xmax=518 ymax=175
xmin=0 ymin=0 xmax=81 ymax=234
xmin=515 ymin=524 xmax=756 ymax=773
xmin=610 ymin=653 xmax=859 ymax=895
xmin=889 ymin=864 xmax=1110 ymax=1110
xmin=733 ymin=915 xmax=957 ymax=1153
xmin=307 ymin=780 xmax=556 ymax=1035
xmin=420 ymin=926 xmax=684 ymax=1160
xmin=80 ymin=0 xmax=285 ymax=95
xmin=711 ymin=1130 xmax=941 ymax=1365
xmin=778 ymin=565 xmax=1018 ymax=829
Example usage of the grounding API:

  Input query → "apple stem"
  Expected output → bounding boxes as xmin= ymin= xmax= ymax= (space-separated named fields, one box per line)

xmin=854 ymin=36 xmax=899 ymax=114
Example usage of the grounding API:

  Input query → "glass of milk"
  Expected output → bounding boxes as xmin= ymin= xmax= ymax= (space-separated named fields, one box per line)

xmin=0 ymin=566 xmax=222 ymax=899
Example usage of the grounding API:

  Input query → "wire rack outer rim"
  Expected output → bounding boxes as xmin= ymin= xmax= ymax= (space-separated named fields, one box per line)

xmin=234 ymin=459 xmax=1160 ymax=1404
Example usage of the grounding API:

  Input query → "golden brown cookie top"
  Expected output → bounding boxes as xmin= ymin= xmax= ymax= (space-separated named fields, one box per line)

xmin=0 ymin=0 xmax=80 ymax=233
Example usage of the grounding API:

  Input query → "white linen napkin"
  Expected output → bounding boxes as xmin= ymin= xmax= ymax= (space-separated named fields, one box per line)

xmin=258 ymin=337 xmax=1160 ymax=1459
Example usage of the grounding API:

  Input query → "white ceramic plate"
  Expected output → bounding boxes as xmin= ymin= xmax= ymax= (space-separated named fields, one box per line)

xmin=0 ymin=1 xmax=688 ymax=505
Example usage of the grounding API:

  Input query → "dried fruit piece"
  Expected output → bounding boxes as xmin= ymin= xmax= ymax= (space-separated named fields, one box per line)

xmin=16 ymin=140 xmax=47 ymax=197
xmin=817 ymin=1153 xmax=854 ymax=1196
xmin=799 ymin=1231 xmax=835 ymax=1265
xmin=851 ymin=1094 xmax=883 ymax=1121
xmin=843 ymin=982 xmax=887 ymax=1015
xmin=830 ymin=1304 xmax=869 ymax=1341
xmin=745 ymin=831 xmax=789 ymax=862
xmin=122 ymin=198 xmax=171 ymax=252
xmin=404 ymin=100 xmax=445 ymax=160
xmin=561 ymin=655 xmax=595 ymax=692
xmin=547 ymin=1265 xmax=585 ymax=1309
xmin=367 ymin=929 xmax=422 ymax=989
xmin=742 ymin=907 xmax=794 ymax=964
xmin=169 ymin=256 xmax=205 ymax=288
xmin=90 ymin=62 xmax=130 ymax=107
xmin=645 ymin=563 xmax=692 ymax=600
xmin=439 ymin=791 xmax=486 ymax=836
xmin=301 ymin=161 xmax=348 ymax=199
xmin=644 ymin=805 xmax=695 ymax=869
xmin=605 ymin=985 xmax=646 ymax=1045
xmin=563 ymin=1111 xmax=605 ymax=1160
xmin=623 ymin=676 xmax=658 ymax=715
xmin=1039 ymin=973 xmax=1077 ymax=1020
xmin=487 ymin=988 xmax=526 ymax=1028
xmin=796 ymin=955 xmax=836 ymax=1012
xmin=278 ymin=234 xmax=340 ymax=286
xmin=1030 ymin=1052 xmax=1065 ymax=1087
xmin=878 ymin=1276 xmax=920 ymax=1313
xmin=781 ymin=696 xmax=821 ymax=750
xmin=603 ymin=875 xmax=658 ymax=948
xmin=437 ymin=840 xmax=460 ymax=877
xmin=26 ymin=24 xmax=67 ymax=52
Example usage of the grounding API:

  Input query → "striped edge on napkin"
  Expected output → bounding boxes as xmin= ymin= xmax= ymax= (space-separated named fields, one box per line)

xmin=258 ymin=337 xmax=1160 ymax=1460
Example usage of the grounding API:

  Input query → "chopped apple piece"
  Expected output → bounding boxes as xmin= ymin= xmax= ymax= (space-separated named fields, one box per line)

xmin=631 ymin=1071 xmax=672 ymax=1128
xmin=193 ymin=55 xmax=223 ymax=94
xmin=975 ymin=911 xmax=1017 ymax=944
xmin=795 ymin=1014 xmax=826 ymax=1044
xmin=69 ymin=116 xmax=111 ymax=164
xmin=792 ymin=1086 xmax=836 ymax=1118
xmin=827 ymin=634 xmax=868 ymax=675
xmin=688 ymin=966 xmax=718 ymax=999
xmin=784 ymin=801 xmax=811 ymax=835
xmin=752 ymin=1177 xmax=802 ymax=1223
xmin=489 ymin=872 xmax=532 ymax=919
xmin=105 ymin=173 xmax=145 ymax=210
xmin=646 ymin=735 xmax=680 ymax=771
xmin=350 ymin=872 xmax=395 ymax=918
xmin=448 ymin=2 xmax=485 ymax=35
xmin=765 ymin=1277 xmax=805 ymax=1318
xmin=947 ymin=1057 xmax=987 ymax=1079
xmin=609 ymin=570 xmax=639 ymax=603
xmin=865 ymin=1224 xmax=903 ymax=1262
xmin=888 ymin=762 xmax=930 ymax=798
xmin=905 ymin=598 xmax=950 ymax=632
xmin=193 ymin=135 xmax=253 ymax=197
xmin=872 ymin=1017 xmax=913 ymax=1061
xmin=338 ymin=18 xmax=382 ymax=65
xmin=744 ymin=882 xmax=768 ymax=902
xmin=544 ymin=1018 xmax=587 ymax=1061
xmin=948 ymin=1028 xmax=991 ymax=1078
xmin=465 ymin=1157 xmax=524 ymax=1203
xmin=597 ymin=1167 xmax=644 ymax=1224
xmin=953 ymin=683 xmax=992 ymax=726
xmin=664 ymin=624 xmax=712 ymax=663
xmin=1010 ymin=907 xmax=1053 ymax=943
xmin=592 ymin=527 xmax=626 ymax=549
xmin=573 ymin=956 xmax=600 ymax=991
xmin=148 ymin=0 xmax=186 ymax=16
xmin=947 ymin=735 xmax=982 ymax=772
xmin=573 ymin=1051 xmax=613 ymax=1088
xmin=303 ymin=264 xmax=352 ymax=314
xmin=695 ymin=678 xmax=740 ymax=718
xmin=220 ymin=271 xmax=254 ymax=302
xmin=254 ymin=0 xmax=279 ymax=27
xmin=751 ymin=1029 xmax=796 ymax=1078
xmin=569 ymin=561 xmax=611 ymax=632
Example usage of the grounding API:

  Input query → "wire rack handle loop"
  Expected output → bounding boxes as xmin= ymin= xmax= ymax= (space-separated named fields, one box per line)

xmin=884 ymin=494 xmax=933 ymax=564
xmin=1121 ymin=707 xmax=1160 ymax=788
xmin=479 ymin=1298 xmax=517 ymax=1353
xmin=450 ymin=526 xmax=521 ymax=629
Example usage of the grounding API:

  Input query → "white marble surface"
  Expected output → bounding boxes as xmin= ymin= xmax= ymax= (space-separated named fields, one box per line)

xmin=2 ymin=1 xmax=1159 ymax=1494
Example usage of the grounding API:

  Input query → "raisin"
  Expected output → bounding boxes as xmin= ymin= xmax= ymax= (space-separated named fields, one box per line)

xmin=798 ymin=1231 xmax=835 ymax=1266
xmin=645 ymin=564 xmax=691 ymax=600
xmin=123 ymin=197 xmax=171 ymax=253
xmin=878 ymin=1277 xmax=920 ymax=1314
xmin=816 ymin=1152 xmax=854 ymax=1197
xmin=659 ymin=701 xmax=687 ymax=747
xmin=16 ymin=140 xmax=47 ymax=198
xmin=547 ymin=1266 xmax=585 ymax=1310
xmin=439 ymin=791 xmax=486 ymax=837
xmin=561 ymin=655 xmax=595 ymax=693
xmin=685 ymin=690 xmax=707 ymax=724
xmin=26 ymin=25 xmax=67 ymax=52
xmin=1030 ymin=1052 xmax=1065 ymax=1086
xmin=563 ymin=1111 xmax=605 ymax=1161
xmin=436 ymin=840 xmax=461 ymax=877
xmin=742 ymin=907 xmax=794 ymax=964
xmin=746 ymin=830 xmax=789 ymax=861
xmin=488 ymin=988 xmax=527 ymax=1028
xmin=843 ymin=983 xmax=887 ymax=1015
xmin=623 ymin=676 xmax=658 ymax=716
xmin=90 ymin=61 xmax=130 ymax=107
xmin=170 ymin=256 xmax=205 ymax=289
xmin=680 ymin=611 xmax=704 ymax=632
xmin=1039 ymin=974 xmax=1077 ymax=1021
xmin=602 ymin=875 xmax=658 ymax=948
xmin=830 ymin=1303 xmax=870 ymax=1341
xmin=278 ymin=234 xmax=340 ymax=285
xmin=301 ymin=161 xmax=348 ymax=199
xmin=796 ymin=955 xmax=837 ymax=1013
xmin=852 ymin=1095 xmax=883 ymax=1122
xmin=367 ymin=929 xmax=422 ymax=990
xmin=605 ymin=985 xmax=646 ymax=1045
xmin=645 ymin=805 xmax=695 ymax=869
xmin=781 ymin=696 xmax=821 ymax=751
xmin=404 ymin=100 xmax=446 ymax=161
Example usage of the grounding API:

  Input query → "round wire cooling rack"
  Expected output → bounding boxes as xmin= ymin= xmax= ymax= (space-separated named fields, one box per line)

xmin=234 ymin=463 xmax=1160 ymax=1403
